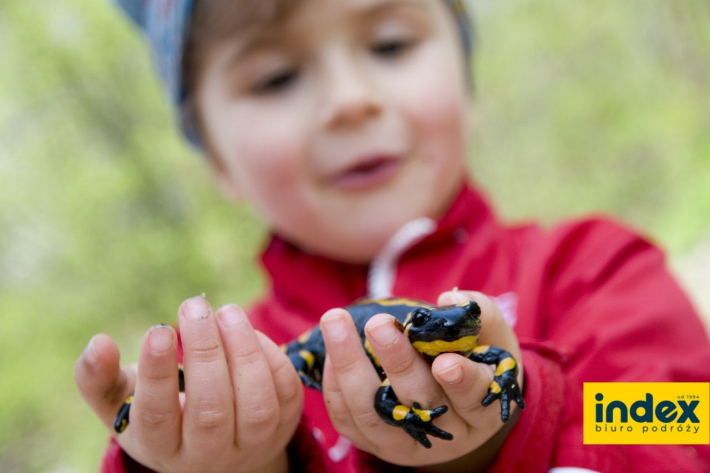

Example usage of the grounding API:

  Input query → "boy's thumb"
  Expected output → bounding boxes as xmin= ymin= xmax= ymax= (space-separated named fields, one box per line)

xmin=74 ymin=334 xmax=135 ymax=432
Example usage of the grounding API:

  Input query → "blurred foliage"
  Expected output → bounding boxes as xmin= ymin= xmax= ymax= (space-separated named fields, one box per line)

xmin=0 ymin=0 xmax=708 ymax=470
xmin=472 ymin=0 xmax=710 ymax=250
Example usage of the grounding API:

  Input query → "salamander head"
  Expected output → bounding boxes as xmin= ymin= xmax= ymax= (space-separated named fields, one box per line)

xmin=404 ymin=301 xmax=482 ymax=359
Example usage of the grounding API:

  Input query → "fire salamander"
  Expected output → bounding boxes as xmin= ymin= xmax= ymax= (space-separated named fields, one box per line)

xmin=114 ymin=298 xmax=524 ymax=448
xmin=284 ymin=297 xmax=525 ymax=448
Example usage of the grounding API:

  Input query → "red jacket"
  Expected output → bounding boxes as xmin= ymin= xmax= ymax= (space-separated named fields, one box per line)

xmin=103 ymin=182 xmax=710 ymax=472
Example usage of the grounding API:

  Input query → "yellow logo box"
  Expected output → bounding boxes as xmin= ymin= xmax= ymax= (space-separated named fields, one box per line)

xmin=584 ymin=383 xmax=709 ymax=445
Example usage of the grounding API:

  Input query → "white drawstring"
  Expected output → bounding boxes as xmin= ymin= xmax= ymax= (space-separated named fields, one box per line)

xmin=367 ymin=218 xmax=437 ymax=299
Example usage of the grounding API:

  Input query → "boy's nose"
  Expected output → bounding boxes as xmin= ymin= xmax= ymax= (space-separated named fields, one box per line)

xmin=320 ymin=59 xmax=383 ymax=131
xmin=325 ymin=100 xmax=382 ymax=130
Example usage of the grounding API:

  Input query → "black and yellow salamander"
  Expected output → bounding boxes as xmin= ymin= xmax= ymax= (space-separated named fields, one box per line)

xmin=114 ymin=298 xmax=525 ymax=448
xmin=284 ymin=297 xmax=525 ymax=448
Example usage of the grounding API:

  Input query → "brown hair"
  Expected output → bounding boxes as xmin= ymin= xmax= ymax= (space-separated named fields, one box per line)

xmin=183 ymin=0 xmax=302 ymax=97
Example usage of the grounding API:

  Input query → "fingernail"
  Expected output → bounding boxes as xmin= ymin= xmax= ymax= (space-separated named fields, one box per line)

xmin=182 ymin=297 xmax=210 ymax=321
xmin=84 ymin=337 xmax=98 ymax=364
xmin=438 ymin=363 xmax=463 ymax=384
xmin=367 ymin=319 xmax=397 ymax=346
xmin=217 ymin=304 xmax=246 ymax=328
xmin=149 ymin=325 xmax=174 ymax=354
xmin=322 ymin=312 xmax=346 ymax=342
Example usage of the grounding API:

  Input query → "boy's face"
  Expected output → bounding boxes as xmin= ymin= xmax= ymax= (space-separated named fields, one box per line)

xmin=197 ymin=0 xmax=471 ymax=263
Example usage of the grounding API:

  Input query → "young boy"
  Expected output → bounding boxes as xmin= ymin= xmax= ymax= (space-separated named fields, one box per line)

xmin=74 ymin=0 xmax=710 ymax=471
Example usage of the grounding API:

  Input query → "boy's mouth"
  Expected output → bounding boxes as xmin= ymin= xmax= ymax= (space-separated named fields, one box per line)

xmin=328 ymin=154 xmax=402 ymax=191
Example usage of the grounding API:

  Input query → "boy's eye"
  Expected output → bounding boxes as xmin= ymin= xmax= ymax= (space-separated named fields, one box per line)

xmin=253 ymin=69 xmax=298 ymax=94
xmin=371 ymin=39 xmax=412 ymax=58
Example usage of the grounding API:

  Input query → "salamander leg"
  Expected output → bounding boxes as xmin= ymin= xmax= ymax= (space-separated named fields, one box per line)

xmin=113 ymin=394 xmax=133 ymax=433
xmin=298 ymin=372 xmax=322 ymax=392
xmin=374 ymin=382 xmax=453 ymax=448
xmin=469 ymin=345 xmax=525 ymax=422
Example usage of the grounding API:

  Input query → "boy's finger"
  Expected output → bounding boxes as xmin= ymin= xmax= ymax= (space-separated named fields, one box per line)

xmin=74 ymin=334 xmax=135 ymax=432
xmin=179 ymin=296 xmax=235 ymax=454
xmin=320 ymin=309 xmax=388 ymax=440
xmin=131 ymin=324 xmax=181 ymax=457
xmin=432 ymin=353 xmax=497 ymax=423
xmin=254 ymin=331 xmax=303 ymax=426
xmin=364 ymin=314 xmax=444 ymax=409
xmin=321 ymin=356 xmax=372 ymax=453
xmin=215 ymin=305 xmax=280 ymax=449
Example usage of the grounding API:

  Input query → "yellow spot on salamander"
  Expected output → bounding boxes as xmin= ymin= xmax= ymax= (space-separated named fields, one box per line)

xmin=279 ymin=344 xmax=287 ymax=353
xmin=392 ymin=405 xmax=411 ymax=421
xmin=298 ymin=330 xmax=311 ymax=344
xmin=489 ymin=381 xmax=502 ymax=394
xmin=364 ymin=339 xmax=381 ymax=367
xmin=473 ymin=345 xmax=490 ymax=354
xmin=412 ymin=335 xmax=479 ymax=357
xmin=125 ymin=395 xmax=134 ymax=404
xmin=299 ymin=350 xmax=315 ymax=371
xmin=412 ymin=406 xmax=432 ymax=422
xmin=456 ymin=300 xmax=470 ymax=307
xmin=495 ymin=357 xmax=516 ymax=376
xmin=356 ymin=298 xmax=432 ymax=309
xmin=381 ymin=378 xmax=391 ymax=386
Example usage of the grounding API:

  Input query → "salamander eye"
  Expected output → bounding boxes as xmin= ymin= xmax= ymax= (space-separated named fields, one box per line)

xmin=411 ymin=308 xmax=430 ymax=327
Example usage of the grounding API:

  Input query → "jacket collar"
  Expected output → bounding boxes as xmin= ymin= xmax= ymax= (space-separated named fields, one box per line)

xmin=259 ymin=179 xmax=499 ymax=317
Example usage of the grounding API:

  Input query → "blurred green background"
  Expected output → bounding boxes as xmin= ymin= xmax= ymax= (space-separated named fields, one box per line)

xmin=1 ymin=0 xmax=708 ymax=470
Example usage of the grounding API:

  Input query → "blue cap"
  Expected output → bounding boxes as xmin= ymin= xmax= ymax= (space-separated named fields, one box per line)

xmin=114 ymin=0 xmax=473 ymax=149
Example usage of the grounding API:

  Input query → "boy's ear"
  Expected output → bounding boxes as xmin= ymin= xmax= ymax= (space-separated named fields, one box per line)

xmin=214 ymin=170 xmax=245 ymax=202
xmin=206 ymin=154 xmax=246 ymax=202
xmin=191 ymin=103 xmax=247 ymax=202
xmin=466 ymin=100 xmax=476 ymax=129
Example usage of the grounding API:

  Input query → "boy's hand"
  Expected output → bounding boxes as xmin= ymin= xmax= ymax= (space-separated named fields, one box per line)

xmin=74 ymin=296 xmax=303 ymax=473
xmin=320 ymin=291 xmax=524 ymax=469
